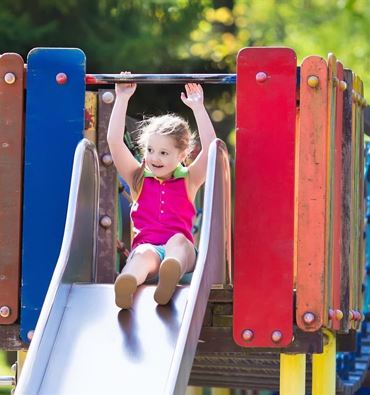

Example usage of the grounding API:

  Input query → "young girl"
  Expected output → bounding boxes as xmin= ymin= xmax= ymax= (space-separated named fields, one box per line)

xmin=107 ymin=73 xmax=216 ymax=309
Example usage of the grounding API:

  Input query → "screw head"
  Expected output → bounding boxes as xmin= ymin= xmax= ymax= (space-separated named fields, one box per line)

xmin=339 ymin=80 xmax=347 ymax=91
xmin=0 ymin=306 xmax=10 ymax=318
xmin=56 ymin=72 xmax=68 ymax=85
xmin=307 ymin=75 xmax=319 ymax=88
xmin=102 ymin=91 xmax=115 ymax=104
xmin=335 ymin=309 xmax=343 ymax=320
xmin=101 ymin=153 xmax=113 ymax=166
xmin=241 ymin=329 xmax=254 ymax=342
xmin=4 ymin=72 xmax=16 ymax=84
xmin=303 ymin=312 xmax=315 ymax=324
xmin=255 ymin=72 xmax=267 ymax=83
xmin=271 ymin=330 xmax=282 ymax=343
xmin=100 ymin=215 xmax=112 ymax=228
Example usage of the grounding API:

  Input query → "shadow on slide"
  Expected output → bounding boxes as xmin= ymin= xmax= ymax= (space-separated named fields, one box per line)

xmin=15 ymin=137 xmax=231 ymax=395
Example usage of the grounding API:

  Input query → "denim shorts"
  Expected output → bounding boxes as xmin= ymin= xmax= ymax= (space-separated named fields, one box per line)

xmin=128 ymin=244 xmax=197 ymax=264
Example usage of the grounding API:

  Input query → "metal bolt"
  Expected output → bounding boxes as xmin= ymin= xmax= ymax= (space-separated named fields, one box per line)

xmin=255 ymin=72 xmax=267 ymax=83
xmin=4 ymin=72 xmax=16 ymax=84
xmin=0 ymin=306 xmax=10 ymax=318
xmin=271 ymin=330 xmax=282 ymax=343
xmin=303 ymin=311 xmax=315 ymax=324
xmin=27 ymin=330 xmax=34 ymax=340
xmin=307 ymin=75 xmax=319 ymax=88
xmin=56 ymin=72 xmax=68 ymax=85
xmin=102 ymin=91 xmax=115 ymax=104
xmin=241 ymin=329 xmax=254 ymax=342
xmin=335 ymin=309 xmax=343 ymax=320
xmin=101 ymin=153 xmax=113 ymax=166
xmin=100 ymin=215 xmax=112 ymax=228
xmin=339 ymin=80 xmax=347 ymax=91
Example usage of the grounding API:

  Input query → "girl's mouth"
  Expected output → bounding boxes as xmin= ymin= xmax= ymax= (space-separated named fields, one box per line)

xmin=152 ymin=164 xmax=164 ymax=169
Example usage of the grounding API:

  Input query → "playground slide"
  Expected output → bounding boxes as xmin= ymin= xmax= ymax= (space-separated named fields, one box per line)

xmin=15 ymin=138 xmax=231 ymax=395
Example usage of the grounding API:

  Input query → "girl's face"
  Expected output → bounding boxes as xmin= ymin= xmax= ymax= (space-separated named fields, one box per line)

xmin=144 ymin=134 xmax=186 ymax=180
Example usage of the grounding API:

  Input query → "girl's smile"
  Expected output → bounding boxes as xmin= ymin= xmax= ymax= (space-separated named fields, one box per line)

xmin=144 ymin=134 xmax=186 ymax=179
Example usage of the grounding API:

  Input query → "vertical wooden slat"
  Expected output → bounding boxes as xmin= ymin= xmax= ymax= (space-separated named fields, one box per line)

xmin=233 ymin=47 xmax=296 ymax=347
xmin=84 ymin=91 xmax=97 ymax=144
xmin=96 ymin=89 xmax=118 ymax=283
xmin=356 ymin=77 xmax=365 ymax=329
xmin=350 ymin=73 xmax=359 ymax=328
xmin=296 ymin=56 xmax=328 ymax=332
xmin=331 ymin=61 xmax=344 ymax=331
xmin=0 ymin=53 xmax=24 ymax=324
xmin=324 ymin=53 xmax=337 ymax=327
xmin=341 ymin=69 xmax=353 ymax=331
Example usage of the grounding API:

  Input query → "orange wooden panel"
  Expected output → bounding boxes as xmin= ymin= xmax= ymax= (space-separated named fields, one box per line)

xmin=296 ymin=56 xmax=328 ymax=331
xmin=0 ymin=53 xmax=24 ymax=324
xmin=331 ymin=61 xmax=344 ymax=331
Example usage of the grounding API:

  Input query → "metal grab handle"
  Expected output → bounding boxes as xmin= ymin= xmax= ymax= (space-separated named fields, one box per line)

xmin=86 ymin=73 xmax=236 ymax=85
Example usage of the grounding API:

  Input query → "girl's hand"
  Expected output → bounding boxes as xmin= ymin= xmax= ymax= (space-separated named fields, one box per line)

xmin=181 ymin=83 xmax=204 ymax=111
xmin=115 ymin=71 xmax=137 ymax=99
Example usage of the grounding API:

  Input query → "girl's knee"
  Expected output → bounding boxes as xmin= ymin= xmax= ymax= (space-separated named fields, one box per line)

xmin=166 ymin=233 xmax=189 ymax=247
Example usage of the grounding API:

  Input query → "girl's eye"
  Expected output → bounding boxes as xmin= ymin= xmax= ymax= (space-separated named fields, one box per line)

xmin=161 ymin=151 xmax=168 ymax=156
xmin=147 ymin=148 xmax=153 ymax=153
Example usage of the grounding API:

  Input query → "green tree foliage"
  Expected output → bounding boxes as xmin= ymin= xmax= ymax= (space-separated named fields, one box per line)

xmin=0 ymin=0 xmax=369 ymax=146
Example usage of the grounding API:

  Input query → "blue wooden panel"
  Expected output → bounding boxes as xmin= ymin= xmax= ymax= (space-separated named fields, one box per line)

xmin=21 ymin=48 xmax=86 ymax=342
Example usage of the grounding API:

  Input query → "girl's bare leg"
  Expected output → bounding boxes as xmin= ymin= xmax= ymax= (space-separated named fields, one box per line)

xmin=154 ymin=233 xmax=196 ymax=305
xmin=115 ymin=244 xmax=161 ymax=309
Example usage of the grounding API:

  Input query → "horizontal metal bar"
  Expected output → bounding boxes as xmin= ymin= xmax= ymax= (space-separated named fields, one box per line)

xmin=0 ymin=376 xmax=15 ymax=386
xmin=85 ymin=73 xmax=236 ymax=85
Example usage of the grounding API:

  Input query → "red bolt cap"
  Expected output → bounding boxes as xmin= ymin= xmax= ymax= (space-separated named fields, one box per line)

xmin=256 ymin=72 xmax=267 ymax=83
xmin=56 ymin=72 xmax=68 ymax=85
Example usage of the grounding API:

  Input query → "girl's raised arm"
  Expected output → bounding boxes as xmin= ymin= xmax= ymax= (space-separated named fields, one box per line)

xmin=181 ymin=83 xmax=216 ymax=195
xmin=107 ymin=75 xmax=141 ymax=189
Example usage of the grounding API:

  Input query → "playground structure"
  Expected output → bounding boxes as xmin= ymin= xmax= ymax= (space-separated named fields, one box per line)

xmin=0 ymin=47 xmax=369 ymax=394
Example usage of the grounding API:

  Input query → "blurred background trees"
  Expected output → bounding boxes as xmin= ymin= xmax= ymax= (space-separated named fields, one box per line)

xmin=0 ymin=0 xmax=369 ymax=148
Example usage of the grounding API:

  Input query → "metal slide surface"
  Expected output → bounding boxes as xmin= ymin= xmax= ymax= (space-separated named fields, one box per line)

xmin=15 ymin=138 xmax=231 ymax=395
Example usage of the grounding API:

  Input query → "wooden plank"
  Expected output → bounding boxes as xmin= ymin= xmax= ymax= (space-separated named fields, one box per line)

xmin=20 ymin=48 xmax=86 ymax=342
xmin=324 ymin=53 xmax=337 ymax=327
xmin=234 ymin=47 xmax=296 ymax=347
xmin=356 ymin=76 xmax=365 ymax=330
xmin=0 ymin=324 xmax=27 ymax=350
xmin=350 ymin=73 xmax=360 ymax=329
xmin=296 ymin=56 xmax=328 ymax=332
xmin=96 ymin=89 xmax=118 ymax=283
xmin=0 ymin=53 xmax=24 ymax=324
xmin=331 ymin=60 xmax=344 ymax=331
xmin=341 ymin=69 xmax=353 ymax=331
xmin=84 ymin=91 xmax=97 ymax=144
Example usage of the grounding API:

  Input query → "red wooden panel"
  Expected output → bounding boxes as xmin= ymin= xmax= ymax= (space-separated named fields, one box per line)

xmin=296 ymin=56 xmax=328 ymax=332
xmin=233 ymin=47 xmax=296 ymax=347
xmin=332 ymin=61 xmax=344 ymax=331
xmin=0 ymin=53 xmax=24 ymax=324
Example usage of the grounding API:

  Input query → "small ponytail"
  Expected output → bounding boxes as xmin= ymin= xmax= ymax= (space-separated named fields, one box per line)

xmin=132 ymin=159 xmax=146 ymax=194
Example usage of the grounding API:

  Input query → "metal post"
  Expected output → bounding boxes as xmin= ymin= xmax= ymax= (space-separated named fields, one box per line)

xmin=312 ymin=329 xmax=336 ymax=394
xmin=280 ymin=353 xmax=306 ymax=395
xmin=85 ymin=73 xmax=236 ymax=85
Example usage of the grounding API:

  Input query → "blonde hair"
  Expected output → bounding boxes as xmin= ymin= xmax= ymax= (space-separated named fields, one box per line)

xmin=132 ymin=114 xmax=195 ymax=193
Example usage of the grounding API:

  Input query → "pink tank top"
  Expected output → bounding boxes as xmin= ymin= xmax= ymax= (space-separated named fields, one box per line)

xmin=131 ymin=165 xmax=196 ymax=249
